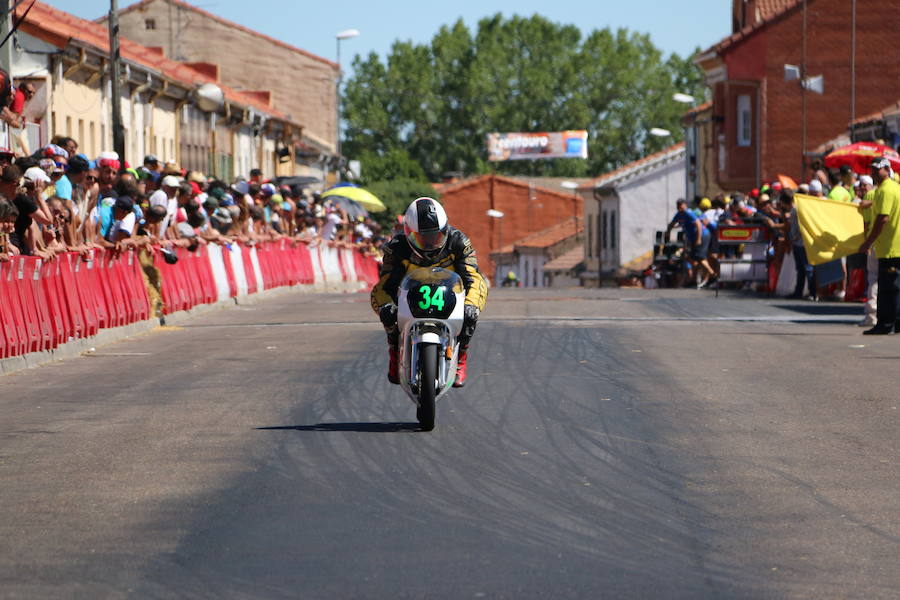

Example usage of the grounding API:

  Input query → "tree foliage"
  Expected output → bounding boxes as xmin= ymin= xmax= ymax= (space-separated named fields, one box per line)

xmin=342 ymin=14 xmax=705 ymax=182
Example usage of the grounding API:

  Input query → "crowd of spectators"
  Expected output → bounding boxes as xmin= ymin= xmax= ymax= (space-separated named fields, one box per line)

xmin=0 ymin=139 xmax=388 ymax=266
xmin=666 ymin=155 xmax=898 ymax=316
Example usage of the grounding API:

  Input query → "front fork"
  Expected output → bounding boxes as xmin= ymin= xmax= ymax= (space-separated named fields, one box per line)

xmin=404 ymin=325 xmax=456 ymax=395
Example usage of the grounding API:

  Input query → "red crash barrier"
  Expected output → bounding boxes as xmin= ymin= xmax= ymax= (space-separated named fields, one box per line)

xmin=0 ymin=250 xmax=149 ymax=359
xmin=1 ymin=241 xmax=379 ymax=360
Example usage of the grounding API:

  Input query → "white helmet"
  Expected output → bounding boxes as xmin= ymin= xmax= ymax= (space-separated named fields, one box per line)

xmin=404 ymin=197 xmax=449 ymax=260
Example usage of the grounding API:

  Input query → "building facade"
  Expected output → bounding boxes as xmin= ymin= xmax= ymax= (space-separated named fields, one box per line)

xmin=695 ymin=0 xmax=900 ymax=190
xmin=12 ymin=1 xmax=300 ymax=182
xmin=109 ymin=0 xmax=339 ymax=160
xmin=579 ymin=143 xmax=685 ymax=285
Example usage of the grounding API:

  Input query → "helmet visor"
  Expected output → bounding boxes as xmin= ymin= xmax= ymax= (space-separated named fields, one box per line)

xmin=409 ymin=228 xmax=447 ymax=252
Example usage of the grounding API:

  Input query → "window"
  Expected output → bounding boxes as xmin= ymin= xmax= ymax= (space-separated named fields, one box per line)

xmin=601 ymin=211 xmax=608 ymax=250
xmin=596 ymin=214 xmax=602 ymax=255
xmin=610 ymin=211 xmax=617 ymax=250
xmin=145 ymin=19 xmax=156 ymax=30
xmin=737 ymin=94 xmax=752 ymax=147
xmin=587 ymin=217 xmax=593 ymax=258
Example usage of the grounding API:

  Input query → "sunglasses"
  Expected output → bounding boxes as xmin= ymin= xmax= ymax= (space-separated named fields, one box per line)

xmin=85 ymin=176 xmax=97 ymax=182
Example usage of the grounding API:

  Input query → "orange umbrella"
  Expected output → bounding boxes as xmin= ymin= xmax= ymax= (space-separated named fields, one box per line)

xmin=824 ymin=142 xmax=900 ymax=174
xmin=777 ymin=174 xmax=798 ymax=190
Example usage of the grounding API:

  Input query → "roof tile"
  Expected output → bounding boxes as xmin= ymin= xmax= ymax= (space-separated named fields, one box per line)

xmin=494 ymin=217 xmax=582 ymax=254
xmin=579 ymin=142 xmax=685 ymax=190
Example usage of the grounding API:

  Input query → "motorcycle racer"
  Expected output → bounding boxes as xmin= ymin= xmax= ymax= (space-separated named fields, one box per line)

xmin=371 ymin=197 xmax=488 ymax=387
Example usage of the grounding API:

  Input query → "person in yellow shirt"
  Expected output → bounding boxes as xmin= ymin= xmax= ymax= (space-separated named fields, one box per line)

xmin=827 ymin=165 xmax=855 ymax=203
xmin=858 ymin=158 xmax=900 ymax=334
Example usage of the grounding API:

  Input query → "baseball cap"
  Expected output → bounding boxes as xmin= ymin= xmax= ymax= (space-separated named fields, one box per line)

xmin=231 ymin=180 xmax=249 ymax=196
xmin=260 ymin=183 xmax=276 ymax=197
xmin=161 ymin=175 xmax=181 ymax=188
xmin=839 ymin=164 xmax=853 ymax=175
xmin=809 ymin=180 xmax=823 ymax=193
xmin=860 ymin=175 xmax=874 ymax=186
xmin=23 ymin=166 xmax=51 ymax=183
xmin=698 ymin=197 xmax=711 ymax=210
xmin=870 ymin=157 xmax=892 ymax=170
xmin=144 ymin=154 xmax=159 ymax=165
xmin=759 ymin=193 xmax=771 ymax=203
xmin=771 ymin=181 xmax=783 ymax=191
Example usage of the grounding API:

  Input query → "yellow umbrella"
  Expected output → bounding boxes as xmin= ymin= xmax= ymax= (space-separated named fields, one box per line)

xmin=322 ymin=186 xmax=386 ymax=212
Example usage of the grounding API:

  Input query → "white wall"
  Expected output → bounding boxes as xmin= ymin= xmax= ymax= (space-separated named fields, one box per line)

xmin=615 ymin=158 xmax=684 ymax=269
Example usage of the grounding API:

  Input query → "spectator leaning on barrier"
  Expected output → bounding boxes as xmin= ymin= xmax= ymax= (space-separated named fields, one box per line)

xmin=0 ymin=194 xmax=19 ymax=260
xmin=859 ymin=157 xmax=900 ymax=335
xmin=667 ymin=198 xmax=716 ymax=288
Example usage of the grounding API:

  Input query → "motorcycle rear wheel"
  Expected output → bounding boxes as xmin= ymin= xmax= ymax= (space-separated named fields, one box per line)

xmin=416 ymin=343 xmax=437 ymax=431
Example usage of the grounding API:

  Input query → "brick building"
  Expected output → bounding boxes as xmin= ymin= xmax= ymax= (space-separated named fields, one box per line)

xmin=104 ymin=0 xmax=339 ymax=171
xmin=438 ymin=175 xmax=583 ymax=284
xmin=695 ymin=0 xmax=900 ymax=191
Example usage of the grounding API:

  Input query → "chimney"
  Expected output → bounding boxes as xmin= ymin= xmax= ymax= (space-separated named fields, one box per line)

xmin=184 ymin=62 xmax=220 ymax=82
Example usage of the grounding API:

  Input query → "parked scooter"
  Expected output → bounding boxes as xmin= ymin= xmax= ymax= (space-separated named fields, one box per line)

xmin=396 ymin=267 xmax=466 ymax=431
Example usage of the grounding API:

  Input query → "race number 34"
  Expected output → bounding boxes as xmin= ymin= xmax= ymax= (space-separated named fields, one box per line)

xmin=418 ymin=285 xmax=445 ymax=311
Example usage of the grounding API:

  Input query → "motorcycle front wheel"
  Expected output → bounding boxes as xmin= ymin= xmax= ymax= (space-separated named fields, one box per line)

xmin=416 ymin=343 xmax=437 ymax=431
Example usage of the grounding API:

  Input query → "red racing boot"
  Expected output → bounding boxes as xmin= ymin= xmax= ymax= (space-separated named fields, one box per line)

xmin=388 ymin=346 xmax=400 ymax=385
xmin=453 ymin=349 xmax=468 ymax=388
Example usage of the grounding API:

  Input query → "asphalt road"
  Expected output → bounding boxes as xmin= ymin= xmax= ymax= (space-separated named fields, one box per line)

xmin=0 ymin=288 xmax=897 ymax=599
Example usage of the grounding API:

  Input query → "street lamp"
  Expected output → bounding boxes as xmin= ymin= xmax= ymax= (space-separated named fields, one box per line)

xmin=487 ymin=209 xmax=504 ymax=285
xmin=335 ymin=28 xmax=360 ymax=177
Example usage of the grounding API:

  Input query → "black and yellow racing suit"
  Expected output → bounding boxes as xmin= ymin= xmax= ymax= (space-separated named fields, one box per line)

xmin=370 ymin=226 xmax=488 ymax=347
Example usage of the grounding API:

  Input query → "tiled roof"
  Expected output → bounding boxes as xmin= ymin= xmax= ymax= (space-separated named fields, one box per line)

xmin=757 ymin=0 xmax=799 ymax=19
xmin=494 ymin=217 xmax=582 ymax=254
xmin=704 ymin=0 xmax=802 ymax=56
xmin=17 ymin=1 xmax=291 ymax=122
xmin=111 ymin=0 xmax=338 ymax=69
xmin=440 ymin=174 xmax=579 ymax=203
xmin=542 ymin=246 xmax=584 ymax=272
xmin=578 ymin=142 xmax=685 ymax=190
xmin=682 ymin=100 xmax=712 ymax=118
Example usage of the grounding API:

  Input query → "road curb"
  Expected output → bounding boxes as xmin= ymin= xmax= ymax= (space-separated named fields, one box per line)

xmin=0 ymin=282 xmax=368 ymax=377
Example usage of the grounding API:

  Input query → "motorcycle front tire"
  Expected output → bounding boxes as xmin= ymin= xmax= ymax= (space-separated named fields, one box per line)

xmin=416 ymin=343 xmax=437 ymax=431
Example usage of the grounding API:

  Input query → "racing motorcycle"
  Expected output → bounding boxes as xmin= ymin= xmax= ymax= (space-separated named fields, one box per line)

xmin=396 ymin=267 xmax=466 ymax=431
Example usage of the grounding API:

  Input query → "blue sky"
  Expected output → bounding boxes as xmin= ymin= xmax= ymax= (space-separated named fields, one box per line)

xmin=49 ymin=0 xmax=731 ymax=75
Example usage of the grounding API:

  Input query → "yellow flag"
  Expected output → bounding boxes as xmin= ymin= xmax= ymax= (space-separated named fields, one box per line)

xmin=795 ymin=194 xmax=865 ymax=265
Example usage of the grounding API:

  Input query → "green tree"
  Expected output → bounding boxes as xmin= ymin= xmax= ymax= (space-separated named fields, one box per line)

xmin=342 ymin=15 xmax=706 ymax=182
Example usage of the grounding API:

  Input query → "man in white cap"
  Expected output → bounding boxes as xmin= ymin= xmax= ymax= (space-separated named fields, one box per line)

xmin=859 ymin=157 xmax=900 ymax=334
xmin=148 ymin=175 xmax=181 ymax=239
xmin=807 ymin=179 xmax=824 ymax=197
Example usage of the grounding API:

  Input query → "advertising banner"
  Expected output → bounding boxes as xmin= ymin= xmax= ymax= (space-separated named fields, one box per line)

xmin=486 ymin=130 xmax=588 ymax=162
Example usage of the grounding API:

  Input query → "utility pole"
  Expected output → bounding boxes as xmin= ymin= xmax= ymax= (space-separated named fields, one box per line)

xmin=108 ymin=0 xmax=126 ymax=168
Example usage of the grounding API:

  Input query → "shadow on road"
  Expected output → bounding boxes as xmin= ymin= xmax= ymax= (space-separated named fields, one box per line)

xmin=257 ymin=422 xmax=421 ymax=433
xmin=773 ymin=303 xmax=861 ymax=315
